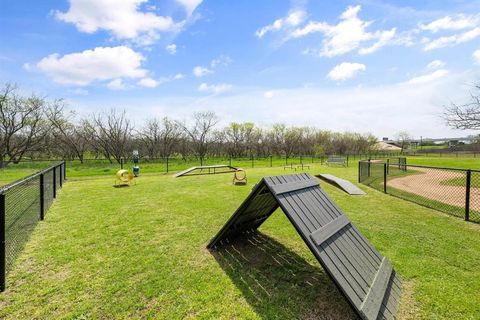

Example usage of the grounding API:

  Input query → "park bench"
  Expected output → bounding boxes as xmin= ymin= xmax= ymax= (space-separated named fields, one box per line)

xmin=325 ymin=156 xmax=347 ymax=167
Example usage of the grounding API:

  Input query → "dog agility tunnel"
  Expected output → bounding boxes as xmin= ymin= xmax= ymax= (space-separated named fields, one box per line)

xmin=208 ymin=173 xmax=401 ymax=320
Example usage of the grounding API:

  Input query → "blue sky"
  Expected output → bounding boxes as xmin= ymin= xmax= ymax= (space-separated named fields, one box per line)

xmin=1 ymin=0 xmax=480 ymax=138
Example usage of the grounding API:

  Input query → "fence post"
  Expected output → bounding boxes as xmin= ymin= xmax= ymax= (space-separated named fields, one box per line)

xmin=40 ymin=173 xmax=45 ymax=220
xmin=0 ymin=193 xmax=5 ymax=291
xmin=63 ymin=160 xmax=67 ymax=180
xmin=53 ymin=167 xmax=57 ymax=199
xmin=465 ymin=170 xmax=471 ymax=221
xmin=59 ymin=164 xmax=63 ymax=188
xmin=166 ymin=157 xmax=169 ymax=173
xmin=367 ymin=159 xmax=371 ymax=177
xmin=358 ymin=162 xmax=361 ymax=183
xmin=120 ymin=158 xmax=124 ymax=169
xmin=251 ymin=156 xmax=254 ymax=168
xmin=386 ymin=159 xmax=390 ymax=175
xmin=270 ymin=155 xmax=272 ymax=167
xmin=383 ymin=163 xmax=387 ymax=194
xmin=346 ymin=155 xmax=349 ymax=167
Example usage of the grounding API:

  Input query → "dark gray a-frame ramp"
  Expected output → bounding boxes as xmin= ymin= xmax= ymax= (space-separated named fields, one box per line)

xmin=316 ymin=174 xmax=366 ymax=195
xmin=208 ymin=173 xmax=401 ymax=320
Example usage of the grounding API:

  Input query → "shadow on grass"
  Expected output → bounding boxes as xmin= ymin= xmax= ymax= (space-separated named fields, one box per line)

xmin=211 ymin=232 xmax=357 ymax=319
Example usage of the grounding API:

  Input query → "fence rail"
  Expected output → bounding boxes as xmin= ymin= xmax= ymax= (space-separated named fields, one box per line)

xmin=359 ymin=158 xmax=480 ymax=223
xmin=0 ymin=161 xmax=66 ymax=291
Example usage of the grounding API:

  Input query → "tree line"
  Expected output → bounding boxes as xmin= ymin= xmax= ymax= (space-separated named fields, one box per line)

xmin=0 ymin=83 xmax=379 ymax=165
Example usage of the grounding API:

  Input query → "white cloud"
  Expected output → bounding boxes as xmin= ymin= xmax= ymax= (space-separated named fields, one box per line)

xmin=36 ymin=46 xmax=147 ymax=86
xmin=474 ymin=50 xmax=480 ymax=64
xmin=358 ymin=28 xmax=396 ymax=55
xmin=198 ymin=83 xmax=232 ymax=94
xmin=55 ymin=0 xmax=178 ymax=45
xmin=419 ymin=15 xmax=478 ymax=33
xmin=264 ymin=91 xmax=274 ymax=98
xmin=327 ymin=62 xmax=366 ymax=81
xmin=192 ymin=66 xmax=212 ymax=77
xmin=166 ymin=44 xmax=177 ymax=55
xmin=406 ymin=69 xmax=449 ymax=84
xmin=174 ymin=73 xmax=185 ymax=80
xmin=291 ymin=5 xmax=397 ymax=57
xmin=255 ymin=10 xmax=306 ymax=38
xmin=424 ymin=27 xmax=480 ymax=50
xmin=107 ymin=79 xmax=126 ymax=90
xmin=427 ymin=60 xmax=445 ymax=70
xmin=176 ymin=0 xmax=202 ymax=16
xmin=210 ymin=55 xmax=232 ymax=68
xmin=138 ymin=77 xmax=159 ymax=88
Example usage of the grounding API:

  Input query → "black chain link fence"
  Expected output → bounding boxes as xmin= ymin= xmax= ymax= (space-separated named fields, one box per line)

xmin=359 ymin=158 xmax=480 ymax=223
xmin=0 ymin=161 xmax=66 ymax=291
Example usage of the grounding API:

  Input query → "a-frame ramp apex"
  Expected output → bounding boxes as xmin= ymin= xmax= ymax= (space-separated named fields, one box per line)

xmin=208 ymin=173 xmax=401 ymax=320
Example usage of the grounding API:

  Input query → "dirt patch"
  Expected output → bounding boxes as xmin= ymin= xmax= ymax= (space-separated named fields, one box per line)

xmin=388 ymin=167 xmax=480 ymax=211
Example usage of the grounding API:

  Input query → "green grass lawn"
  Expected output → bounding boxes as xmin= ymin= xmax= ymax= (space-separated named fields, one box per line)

xmin=406 ymin=156 xmax=480 ymax=169
xmin=0 ymin=164 xmax=479 ymax=319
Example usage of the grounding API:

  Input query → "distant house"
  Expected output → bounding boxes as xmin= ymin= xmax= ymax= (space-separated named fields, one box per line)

xmin=372 ymin=141 xmax=402 ymax=151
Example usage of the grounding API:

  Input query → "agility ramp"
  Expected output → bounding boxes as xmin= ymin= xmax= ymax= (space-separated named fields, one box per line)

xmin=174 ymin=165 xmax=238 ymax=177
xmin=208 ymin=173 xmax=401 ymax=320
xmin=316 ymin=174 xmax=366 ymax=195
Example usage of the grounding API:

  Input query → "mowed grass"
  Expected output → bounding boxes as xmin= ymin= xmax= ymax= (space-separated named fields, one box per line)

xmin=407 ymin=156 xmax=480 ymax=169
xmin=1 ymin=164 xmax=480 ymax=319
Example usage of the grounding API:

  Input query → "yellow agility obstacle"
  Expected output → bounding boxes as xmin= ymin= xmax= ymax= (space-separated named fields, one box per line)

xmin=114 ymin=169 xmax=135 ymax=187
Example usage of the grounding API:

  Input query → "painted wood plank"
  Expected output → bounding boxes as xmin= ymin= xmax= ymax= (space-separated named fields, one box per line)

xmin=359 ymin=258 xmax=393 ymax=320
xmin=269 ymin=179 xmax=319 ymax=195
xmin=310 ymin=215 xmax=350 ymax=246
xmin=316 ymin=174 xmax=366 ymax=195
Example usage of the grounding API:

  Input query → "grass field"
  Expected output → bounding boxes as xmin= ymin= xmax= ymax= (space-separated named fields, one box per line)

xmin=0 ymin=164 xmax=479 ymax=319
xmin=406 ymin=156 xmax=480 ymax=169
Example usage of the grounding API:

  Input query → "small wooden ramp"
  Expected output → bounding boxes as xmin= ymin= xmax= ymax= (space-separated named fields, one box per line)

xmin=174 ymin=165 xmax=238 ymax=177
xmin=208 ymin=173 xmax=401 ymax=320
xmin=316 ymin=174 xmax=366 ymax=195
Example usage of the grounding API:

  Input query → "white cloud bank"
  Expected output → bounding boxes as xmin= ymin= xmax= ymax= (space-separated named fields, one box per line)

xmin=406 ymin=69 xmax=449 ymax=84
xmin=255 ymin=10 xmax=306 ymax=38
xmin=55 ymin=0 xmax=179 ymax=45
xmin=176 ymin=0 xmax=203 ymax=16
xmin=419 ymin=15 xmax=479 ymax=33
xmin=198 ymin=83 xmax=232 ymax=94
xmin=423 ymin=28 xmax=480 ymax=51
xmin=192 ymin=66 xmax=212 ymax=77
xmin=327 ymin=62 xmax=366 ymax=81
xmin=290 ymin=5 xmax=398 ymax=57
xmin=138 ymin=77 xmax=160 ymax=88
xmin=36 ymin=46 xmax=147 ymax=86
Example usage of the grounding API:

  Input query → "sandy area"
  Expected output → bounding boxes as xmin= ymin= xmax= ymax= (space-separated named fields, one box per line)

xmin=387 ymin=166 xmax=480 ymax=211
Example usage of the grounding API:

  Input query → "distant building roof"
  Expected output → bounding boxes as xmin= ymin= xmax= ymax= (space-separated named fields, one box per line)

xmin=373 ymin=141 xmax=402 ymax=151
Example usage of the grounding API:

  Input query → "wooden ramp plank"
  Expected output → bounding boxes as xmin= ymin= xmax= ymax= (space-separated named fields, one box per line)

xmin=174 ymin=165 xmax=238 ymax=177
xmin=316 ymin=174 xmax=366 ymax=195
xmin=208 ymin=173 xmax=400 ymax=320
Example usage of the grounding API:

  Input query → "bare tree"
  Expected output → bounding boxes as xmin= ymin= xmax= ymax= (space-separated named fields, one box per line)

xmin=46 ymin=101 xmax=89 ymax=162
xmin=139 ymin=117 xmax=182 ymax=158
xmin=179 ymin=111 xmax=219 ymax=163
xmin=84 ymin=109 xmax=132 ymax=164
xmin=0 ymin=83 xmax=48 ymax=165
xmin=444 ymin=84 xmax=480 ymax=130
xmin=395 ymin=131 xmax=412 ymax=154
